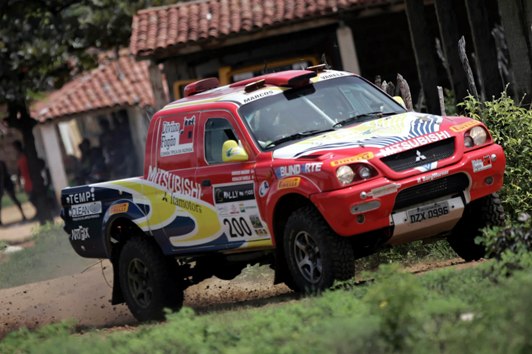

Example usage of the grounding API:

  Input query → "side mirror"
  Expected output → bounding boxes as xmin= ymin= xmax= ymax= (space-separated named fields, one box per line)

xmin=222 ymin=140 xmax=248 ymax=162
xmin=393 ymin=96 xmax=406 ymax=108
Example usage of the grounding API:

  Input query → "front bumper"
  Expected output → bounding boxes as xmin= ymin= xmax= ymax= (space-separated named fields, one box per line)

xmin=311 ymin=144 xmax=505 ymax=239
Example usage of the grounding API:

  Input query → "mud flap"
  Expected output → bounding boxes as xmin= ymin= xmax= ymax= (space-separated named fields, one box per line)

xmin=111 ymin=256 xmax=125 ymax=305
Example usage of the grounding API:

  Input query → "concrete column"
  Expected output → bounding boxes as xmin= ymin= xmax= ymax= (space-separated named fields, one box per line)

xmin=39 ymin=123 xmax=68 ymax=201
xmin=128 ymin=107 xmax=149 ymax=175
xmin=336 ymin=24 xmax=361 ymax=74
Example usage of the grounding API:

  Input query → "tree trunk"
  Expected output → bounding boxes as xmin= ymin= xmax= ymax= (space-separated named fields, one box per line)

xmin=465 ymin=0 xmax=504 ymax=100
xmin=7 ymin=100 xmax=54 ymax=224
xmin=405 ymin=0 xmax=441 ymax=114
xmin=433 ymin=0 xmax=470 ymax=104
xmin=497 ymin=0 xmax=532 ymax=102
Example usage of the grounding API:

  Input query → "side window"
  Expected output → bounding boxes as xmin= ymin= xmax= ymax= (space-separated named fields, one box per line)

xmin=204 ymin=118 xmax=238 ymax=164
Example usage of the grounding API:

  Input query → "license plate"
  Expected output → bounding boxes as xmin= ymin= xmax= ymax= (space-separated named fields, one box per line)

xmin=407 ymin=201 xmax=449 ymax=224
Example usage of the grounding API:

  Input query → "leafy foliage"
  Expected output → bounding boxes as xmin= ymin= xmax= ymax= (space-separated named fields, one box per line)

xmin=480 ymin=216 xmax=532 ymax=260
xmin=460 ymin=92 xmax=532 ymax=217
xmin=3 ymin=254 xmax=532 ymax=353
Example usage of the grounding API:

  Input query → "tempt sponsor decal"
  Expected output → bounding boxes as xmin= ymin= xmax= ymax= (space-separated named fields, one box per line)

xmin=65 ymin=188 xmax=95 ymax=205
xmin=69 ymin=201 xmax=102 ymax=221
xmin=379 ymin=131 xmax=451 ymax=157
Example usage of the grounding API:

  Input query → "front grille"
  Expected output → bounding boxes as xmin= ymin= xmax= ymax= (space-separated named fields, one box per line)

xmin=381 ymin=138 xmax=455 ymax=172
xmin=394 ymin=173 xmax=469 ymax=210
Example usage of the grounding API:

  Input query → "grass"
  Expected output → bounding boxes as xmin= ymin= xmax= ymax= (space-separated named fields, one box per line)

xmin=2 ymin=252 xmax=532 ymax=353
xmin=0 ymin=223 xmax=93 ymax=289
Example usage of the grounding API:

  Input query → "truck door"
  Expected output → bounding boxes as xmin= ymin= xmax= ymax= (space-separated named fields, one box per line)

xmin=145 ymin=111 xmax=204 ymax=252
xmin=195 ymin=109 xmax=273 ymax=252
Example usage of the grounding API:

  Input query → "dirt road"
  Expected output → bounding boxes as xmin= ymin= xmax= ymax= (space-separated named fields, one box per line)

xmin=0 ymin=261 xmax=292 ymax=338
xmin=0 ymin=257 xmax=472 ymax=339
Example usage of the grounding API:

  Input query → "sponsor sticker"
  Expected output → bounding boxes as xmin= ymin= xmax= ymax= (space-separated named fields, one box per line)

xmin=330 ymin=152 xmax=374 ymax=167
xmin=65 ymin=188 xmax=95 ymax=205
xmin=259 ymin=180 xmax=270 ymax=197
xmin=416 ymin=170 xmax=449 ymax=184
xmin=147 ymin=166 xmax=202 ymax=198
xmin=69 ymin=201 xmax=102 ymax=220
xmin=214 ymin=183 xmax=255 ymax=204
xmin=159 ymin=115 xmax=195 ymax=157
xmin=274 ymin=162 xmax=322 ymax=178
xmin=278 ymin=177 xmax=301 ymax=189
xmin=450 ymin=120 xmax=481 ymax=132
xmin=472 ymin=155 xmax=492 ymax=172
xmin=71 ymin=226 xmax=90 ymax=241
xmin=379 ymin=131 xmax=451 ymax=157
xmin=109 ymin=202 xmax=129 ymax=215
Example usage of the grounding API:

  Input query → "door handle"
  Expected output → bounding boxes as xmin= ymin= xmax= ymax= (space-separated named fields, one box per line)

xmin=201 ymin=179 xmax=211 ymax=187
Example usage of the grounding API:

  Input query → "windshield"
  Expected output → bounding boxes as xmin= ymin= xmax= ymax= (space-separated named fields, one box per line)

xmin=238 ymin=76 xmax=406 ymax=149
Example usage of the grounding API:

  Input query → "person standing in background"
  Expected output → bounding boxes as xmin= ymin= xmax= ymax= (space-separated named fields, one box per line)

xmin=12 ymin=141 xmax=37 ymax=212
xmin=0 ymin=159 xmax=27 ymax=225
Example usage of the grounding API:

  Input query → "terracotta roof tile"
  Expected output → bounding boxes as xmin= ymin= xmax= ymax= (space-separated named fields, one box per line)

xmin=32 ymin=55 xmax=162 ymax=122
xmin=130 ymin=0 xmax=394 ymax=57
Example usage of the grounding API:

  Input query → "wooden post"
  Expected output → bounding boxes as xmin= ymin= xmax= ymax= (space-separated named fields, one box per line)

xmin=433 ymin=0 xmax=469 ymax=103
xmin=397 ymin=74 xmax=413 ymax=111
xmin=148 ymin=60 xmax=169 ymax=111
xmin=497 ymin=0 xmax=532 ymax=102
xmin=465 ymin=0 xmax=504 ymax=100
xmin=458 ymin=36 xmax=480 ymax=100
xmin=405 ymin=0 xmax=441 ymax=114
xmin=437 ymin=86 xmax=446 ymax=116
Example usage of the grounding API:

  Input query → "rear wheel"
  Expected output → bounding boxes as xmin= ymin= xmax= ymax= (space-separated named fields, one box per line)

xmin=119 ymin=237 xmax=183 ymax=321
xmin=283 ymin=206 xmax=354 ymax=292
xmin=448 ymin=193 xmax=505 ymax=261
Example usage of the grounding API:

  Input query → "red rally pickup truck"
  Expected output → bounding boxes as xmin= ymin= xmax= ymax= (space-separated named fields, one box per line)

xmin=62 ymin=67 xmax=505 ymax=321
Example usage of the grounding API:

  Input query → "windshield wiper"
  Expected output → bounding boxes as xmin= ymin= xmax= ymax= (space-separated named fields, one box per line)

xmin=264 ymin=129 xmax=333 ymax=149
xmin=333 ymin=111 xmax=397 ymax=128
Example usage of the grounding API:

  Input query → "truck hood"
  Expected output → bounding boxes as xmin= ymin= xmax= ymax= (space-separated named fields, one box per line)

xmin=272 ymin=112 xmax=452 ymax=159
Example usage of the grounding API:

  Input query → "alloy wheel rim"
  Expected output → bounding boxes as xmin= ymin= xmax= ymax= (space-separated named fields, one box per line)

xmin=127 ymin=258 xmax=153 ymax=308
xmin=293 ymin=231 xmax=322 ymax=284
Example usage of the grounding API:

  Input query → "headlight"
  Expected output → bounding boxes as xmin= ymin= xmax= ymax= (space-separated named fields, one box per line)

xmin=336 ymin=165 xmax=355 ymax=185
xmin=465 ymin=126 xmax=488 ymax=147
xmin=357 ymin=166 xmax=372 ymax=179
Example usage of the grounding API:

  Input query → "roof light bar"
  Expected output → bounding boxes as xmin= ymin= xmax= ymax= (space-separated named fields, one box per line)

xmin=184 ymin=77 xmax=220 ymax=97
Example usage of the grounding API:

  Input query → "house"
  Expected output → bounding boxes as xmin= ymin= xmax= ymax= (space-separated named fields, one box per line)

xmin=31 ymin=51 xmax=167 ymax=198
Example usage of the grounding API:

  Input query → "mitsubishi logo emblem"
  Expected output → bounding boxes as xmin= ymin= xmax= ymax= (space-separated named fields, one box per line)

xmin=415 ymin=150 xmax=427 ymax=162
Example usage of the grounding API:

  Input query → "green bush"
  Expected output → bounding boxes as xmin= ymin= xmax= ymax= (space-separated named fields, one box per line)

xmin=3 ymin=255 xmax=532 ymax=353
xmin=480 ymin=215 xmax=531 ymax=259
xmin=460 ymin=93 xmax=532 ymax=217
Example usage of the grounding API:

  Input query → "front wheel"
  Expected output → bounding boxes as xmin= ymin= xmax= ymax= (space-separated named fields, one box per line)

xmin=448 ymin=193 xmax=505 ymax=261
xmin=119 ymin=237 xmax=183 ymax=321
xmin=283 ymin=206 xmax=354 ymax=293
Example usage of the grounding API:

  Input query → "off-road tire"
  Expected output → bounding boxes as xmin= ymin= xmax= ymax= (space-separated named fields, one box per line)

xmin=119 ymin=236 xmax=183 ymax=321
xmin=283 ymin=206 xmax=354 ymax=293
xmin=448 ymin=193 xmax=505 ymax=261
